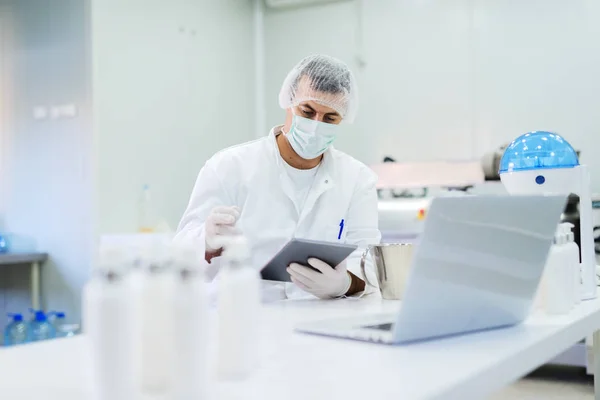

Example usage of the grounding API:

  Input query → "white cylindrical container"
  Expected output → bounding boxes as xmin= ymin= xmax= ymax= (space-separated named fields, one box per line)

xmin=217 ymin=236 xmax=261 ymax=380
xmin=563 ymin=223 xmax=582 ymax=305
xmin=559 ymin=226 xmax=576 ymax=308
xmin=136 ymin=246 xmax=175 ymax=394
xmin=544 ymin=233 xmax=573 ymax=315
xmin=171 ymin=243 xmax=210 ymax=400
xmin=83 ymin=249 xmax=136 ymax=400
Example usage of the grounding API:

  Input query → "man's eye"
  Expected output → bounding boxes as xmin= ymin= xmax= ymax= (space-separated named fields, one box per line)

xmin=301 ymin=109 xmax=314 ymax=116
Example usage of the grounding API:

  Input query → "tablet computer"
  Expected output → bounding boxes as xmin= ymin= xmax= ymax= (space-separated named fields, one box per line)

xmin=260 ymin=238 xmax=358 ymax=282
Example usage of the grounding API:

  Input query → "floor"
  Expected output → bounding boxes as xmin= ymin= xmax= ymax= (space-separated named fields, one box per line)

xmin=492 ymin=365 xmax=594 ymax=399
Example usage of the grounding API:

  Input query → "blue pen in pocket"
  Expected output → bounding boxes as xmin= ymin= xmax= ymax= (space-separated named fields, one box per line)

xmin=338 ymin=219 xmax=345 ymax=240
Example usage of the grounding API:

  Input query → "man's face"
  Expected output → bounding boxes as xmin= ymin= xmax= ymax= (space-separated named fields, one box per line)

xmin=291 ymin=76 xmax=344 ymax=125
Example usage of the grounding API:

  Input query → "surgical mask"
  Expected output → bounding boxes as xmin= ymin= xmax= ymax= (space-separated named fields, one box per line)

xmin=285 ymin=114 xmax=339 ymax=160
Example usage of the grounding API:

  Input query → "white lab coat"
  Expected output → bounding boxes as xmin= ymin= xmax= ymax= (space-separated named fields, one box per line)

xmin=174 ymin=126 xmax=381 ymax=302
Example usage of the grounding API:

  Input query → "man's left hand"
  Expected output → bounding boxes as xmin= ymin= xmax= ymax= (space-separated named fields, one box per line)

xmin=288 ymin=258 xmax=351 ymax=299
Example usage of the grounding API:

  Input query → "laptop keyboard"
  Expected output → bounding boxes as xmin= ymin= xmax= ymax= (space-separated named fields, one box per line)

xmin=363 ymin=323 xmax=394 ymax=331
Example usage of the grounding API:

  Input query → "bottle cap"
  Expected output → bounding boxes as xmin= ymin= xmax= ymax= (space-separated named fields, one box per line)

xmin=95 ymin=246 xmax=128 ymax=280
xmin=139 ymin=243 xmax=172 ymax=274
xmin=8 ymin=313 xmax=23 ymax=322
xmin=170 ymin=242 xmax=202 ymax=279
xmin=221 ymin=235 xmax=250 ymax=261
xmin=29 ymin=309 xmax=47 ymax=322
xmin=554 ymin=229 xmax=566 ymax=245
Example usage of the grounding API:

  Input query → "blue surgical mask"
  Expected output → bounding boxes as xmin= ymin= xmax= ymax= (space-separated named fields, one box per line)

xmin=285 ymin=114 xmax=339 ymax=160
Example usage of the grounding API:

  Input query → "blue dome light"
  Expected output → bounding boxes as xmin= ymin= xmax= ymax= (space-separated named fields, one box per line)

xmin=499 ymin=131 xmax=579 ymax=174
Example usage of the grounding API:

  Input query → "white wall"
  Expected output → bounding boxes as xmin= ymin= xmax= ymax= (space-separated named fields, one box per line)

xmin=472 ymin=0 xmax=600 ymax=189
xmin=264 ymin=0 xmax=600 ymax=189
xmin=265 ymin=0 xmax=473 ymax=166
xmin=92 ymin=0 xmax=256 ymax=234
xmin=0 ymin=0 xmax=94 ymax=320
xmin=0 ymin=3 xmax=15 ymax=220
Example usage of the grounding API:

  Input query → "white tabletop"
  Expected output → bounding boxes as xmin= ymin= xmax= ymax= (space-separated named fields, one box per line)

xmin=1 ymin=297 xmax=600 ymax=400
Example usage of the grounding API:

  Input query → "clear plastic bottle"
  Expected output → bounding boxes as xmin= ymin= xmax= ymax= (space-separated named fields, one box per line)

xmin=4 ymin=313 xmax=29 ymax=346
xmin=50 ymin=311 xmax=80 ymax=338
xmin=138 ymin=184 xmax=155 ymax=233
xmin=28 ymin=310 xmax=56 ymax=342
xmin=217 ymin=235 xmax=261 ymax=380
xmin=171 ymin=243 xmax=210 ymax=399
xmin=0 ymin=234 xmax=8 ymax=253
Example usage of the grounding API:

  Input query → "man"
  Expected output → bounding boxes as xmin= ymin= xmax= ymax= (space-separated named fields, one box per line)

xmin=174 ymin=55 xmax=381 ymax=301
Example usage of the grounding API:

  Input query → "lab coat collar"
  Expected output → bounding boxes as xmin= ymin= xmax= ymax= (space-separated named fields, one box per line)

xmin=267 ymin=126 xmax=337 ymax=183
xmin=268 ymin=126 xmax=336 ymax=221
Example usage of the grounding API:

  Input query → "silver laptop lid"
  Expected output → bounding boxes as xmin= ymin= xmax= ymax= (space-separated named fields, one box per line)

xmin=394 ymin=195 xmax=567 ymax=343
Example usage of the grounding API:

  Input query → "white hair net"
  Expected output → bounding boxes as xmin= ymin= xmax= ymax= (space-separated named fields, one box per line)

xmin=278 ymin=55 xmax=359 ymax=123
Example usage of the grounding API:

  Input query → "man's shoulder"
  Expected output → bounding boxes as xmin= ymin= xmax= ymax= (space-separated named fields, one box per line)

xmin=207 ymin=136 xmax=270 ymax=168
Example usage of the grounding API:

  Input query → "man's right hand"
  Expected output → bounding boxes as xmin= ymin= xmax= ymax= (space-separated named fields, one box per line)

xmin=205 ymin=206 xmax=241 ymax=253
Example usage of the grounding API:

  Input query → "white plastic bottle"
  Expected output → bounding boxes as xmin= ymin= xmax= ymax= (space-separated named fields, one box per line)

xmin=82 ymin=248 xmax=136 ymax=400
xmin=561 ymin=226 xmax=576 ymax=308
xmin=136 ymin=246 xmax=175 ymax=394
xmin=563 ymin=223 xmax=581 ymax=305
xmin=544 ymin=231 xmax=573 ymax=315
xmin=217 ymin=236 xmax=261 ymax=380
xmin=171 ymin=243 xmax=210 ymax=400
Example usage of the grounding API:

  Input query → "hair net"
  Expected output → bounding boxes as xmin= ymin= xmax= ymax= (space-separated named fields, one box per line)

xmin=278 ymin=55 xmax=359 ymax=123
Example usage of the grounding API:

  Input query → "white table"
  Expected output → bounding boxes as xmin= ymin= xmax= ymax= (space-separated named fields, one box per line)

xmin=0 ymin=253 xmax=47 ymax=310
xmin=2 ymin=297 xmax=600 ymax=399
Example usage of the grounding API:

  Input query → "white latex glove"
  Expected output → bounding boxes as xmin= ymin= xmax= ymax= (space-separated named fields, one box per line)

xmin=205 ymin=206 xmax=241 ymax=252
xmin=287 ymin=258 xmax=351 ymax=299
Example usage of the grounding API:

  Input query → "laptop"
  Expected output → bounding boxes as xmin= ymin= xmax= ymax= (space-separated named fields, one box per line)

xmin=296 ymin=195 xmax=567 ymax=344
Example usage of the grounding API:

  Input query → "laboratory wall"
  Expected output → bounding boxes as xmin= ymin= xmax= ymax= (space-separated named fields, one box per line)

xmin=92 ymin=0 xmax=256 ymax=234
xmin=264 ymin=0 xmax=600 ymax=190
xmin=0 ymin=0 xmax=94 ymax=320
xmin=264 ymin=0 xmax=473 ymax=167
xmin=0 ymin=3 xmax=12 ymax=218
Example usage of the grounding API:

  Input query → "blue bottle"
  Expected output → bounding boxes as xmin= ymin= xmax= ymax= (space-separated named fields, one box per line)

xmin=28 ymin=310 xmax=56 ymax=342
xmin=4 ymin=313 xmax=29 ymax=346
xmin=0 ymin=234 xmax=8 ymax=254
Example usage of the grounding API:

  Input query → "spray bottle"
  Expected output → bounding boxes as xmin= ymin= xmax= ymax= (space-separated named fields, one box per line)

xmin=217 ymin=235 xmax=261 ymax=380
